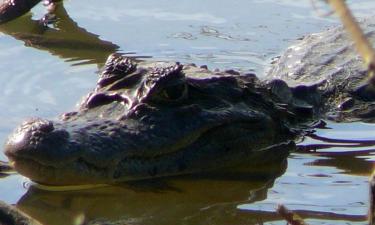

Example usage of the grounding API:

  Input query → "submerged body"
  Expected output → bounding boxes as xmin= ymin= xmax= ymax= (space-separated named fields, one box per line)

xmin=3 ymin=16 xmax=375 ymax=185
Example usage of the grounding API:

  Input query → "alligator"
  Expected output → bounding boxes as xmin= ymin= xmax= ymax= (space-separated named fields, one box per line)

xmin=3 ymin=54 xmax=296 ymax=185
xmin=2 ymin=16 xmax=375 ymax=186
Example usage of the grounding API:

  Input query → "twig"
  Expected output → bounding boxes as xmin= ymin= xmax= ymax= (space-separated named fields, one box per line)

xmin=277 ymin=205 xmax=310 ymax=225
xmin=369 ymin=172 xmax=375 ymax=225
xmin=327 ymin=0 xmax=375 ymax=82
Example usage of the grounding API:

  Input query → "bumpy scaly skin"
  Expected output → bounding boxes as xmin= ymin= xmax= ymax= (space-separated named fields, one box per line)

xmin=5 ymin=19 xmax=375 ymax=186
xmin=267 ymin=17 xmax=375 ymax=122
xmin=4 ymin=54 xmax=297 ymax=185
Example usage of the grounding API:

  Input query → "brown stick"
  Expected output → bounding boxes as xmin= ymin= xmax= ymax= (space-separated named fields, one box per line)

xmin=369 ymin=172 xmax=375 ymax=225
xmin=327 ymin=0 xmax=375 ymax=81
xmin=277 ymin=204 xmax=310 ymax=225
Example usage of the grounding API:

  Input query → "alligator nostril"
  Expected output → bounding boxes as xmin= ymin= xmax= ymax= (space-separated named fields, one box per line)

xmin=5 ymin=119 xmax=55 ymax=153
xmin=30 ymin=119 xmax=54 ymax=133
xmin=4 ymin=118 xmax=69 ymax=162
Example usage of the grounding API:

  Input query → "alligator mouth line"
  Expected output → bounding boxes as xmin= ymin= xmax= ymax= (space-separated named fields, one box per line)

xmin=8 ymin=119 xmax=272 ymax=186
xmin=29 ymin=182 xmax=109 ymax=191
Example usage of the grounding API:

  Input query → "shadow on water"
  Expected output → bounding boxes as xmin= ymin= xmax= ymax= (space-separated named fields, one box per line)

xmin=0 ymin=1 xmax=119 ymax=67
xmin=15 ymin=145 xmax=290 ymax=225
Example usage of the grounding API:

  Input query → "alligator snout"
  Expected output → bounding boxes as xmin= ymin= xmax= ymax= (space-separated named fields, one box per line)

xmin=4 ymin=118 xmax=72 ymax=166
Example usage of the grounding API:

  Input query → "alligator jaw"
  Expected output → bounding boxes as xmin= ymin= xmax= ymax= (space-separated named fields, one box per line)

xmin=4 ymin=115 xmax=278 ymax=185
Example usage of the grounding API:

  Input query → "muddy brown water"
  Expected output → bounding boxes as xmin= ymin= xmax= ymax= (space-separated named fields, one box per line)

xmin=0 ymin=0 xmax=375 ymax=224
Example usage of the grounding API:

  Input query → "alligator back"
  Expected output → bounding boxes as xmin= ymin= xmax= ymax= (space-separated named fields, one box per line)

xmin=267 ymin=17 xmax=375 ymax=121
xmin=267 ymin=18 xmax=375 ymax=88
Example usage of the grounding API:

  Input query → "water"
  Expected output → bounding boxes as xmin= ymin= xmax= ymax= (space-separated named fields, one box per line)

xmin=0 ymin=0 xmax=374 ymax=224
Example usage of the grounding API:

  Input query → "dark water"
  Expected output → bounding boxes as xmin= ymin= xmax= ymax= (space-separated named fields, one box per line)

xmin=0 ymin=0 xmax=375 ymax=224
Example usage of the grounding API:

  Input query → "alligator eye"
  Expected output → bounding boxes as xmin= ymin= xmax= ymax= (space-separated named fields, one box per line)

xmin=161 ymin=83 xmax=188 ymax=101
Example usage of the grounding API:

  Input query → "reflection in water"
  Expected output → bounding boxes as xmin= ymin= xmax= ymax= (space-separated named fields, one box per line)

xmin=299 ymin=133 xmax=375 ymax=176
xmin=240 ymin=206 xmax=366 ymax=224
xmin=7 ymin=133 xmax=370 ymax=224
xmin=240 ymin=124 xmax=375 ymax=224
xmin=16 ymin=151 xmax=288 ymax=225
xmin=0 ymin=1 xmax=119 ymax=66
xmin=310 ymin=149 xmax=374 ymax=176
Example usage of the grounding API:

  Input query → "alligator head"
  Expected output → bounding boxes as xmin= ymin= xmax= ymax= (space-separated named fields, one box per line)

xmin=4 ymin=54 xmax=293 ymax=185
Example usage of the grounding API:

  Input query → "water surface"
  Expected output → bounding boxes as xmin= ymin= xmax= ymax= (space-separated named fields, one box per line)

xmin=0 ymin=0 xmax=375 ymax=224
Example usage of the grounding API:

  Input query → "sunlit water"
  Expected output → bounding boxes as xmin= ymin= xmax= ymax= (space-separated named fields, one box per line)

xmin=0 ymin=0 xmax=375 ymax=224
